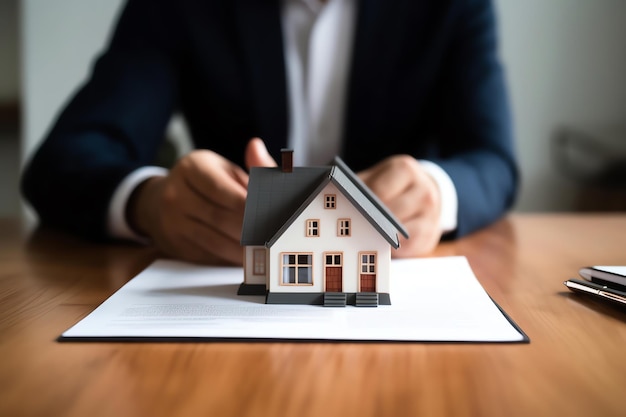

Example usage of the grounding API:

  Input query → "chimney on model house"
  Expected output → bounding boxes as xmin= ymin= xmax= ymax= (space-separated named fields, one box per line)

xmin=281 ymin=148 xmax=293 ymax=173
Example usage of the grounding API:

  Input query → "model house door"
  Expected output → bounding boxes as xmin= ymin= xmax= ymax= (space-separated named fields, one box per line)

xmin=325 ymin=253 xmax=343 ymax=292
xmin=359 ymin=253 xmax=377 ymax=292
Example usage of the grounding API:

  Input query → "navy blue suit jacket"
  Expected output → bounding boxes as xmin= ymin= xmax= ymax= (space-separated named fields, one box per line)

xmin=22 ymin=0 xmax=518 ymax=241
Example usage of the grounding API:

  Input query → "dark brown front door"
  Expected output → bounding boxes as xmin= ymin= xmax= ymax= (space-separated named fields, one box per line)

xmin=360 ymin=274 xmax=376 ymax=292
xmin=325 ymin=253 xmax=343 ymax=292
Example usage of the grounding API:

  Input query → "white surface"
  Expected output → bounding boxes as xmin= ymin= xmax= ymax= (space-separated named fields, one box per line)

xmin=580 ymin=266 xmax=626 ymax=287
xmin=593 ymin=266 xmax=626 ymax=277
xmin=61 ymin=256 xmax=526 ymax=342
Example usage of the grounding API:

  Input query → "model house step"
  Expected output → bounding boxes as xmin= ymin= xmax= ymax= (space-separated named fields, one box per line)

xmin=355 ymin=292 xmax=379 ymax=307
xmin=323 ymin=292 xmax=347 ymax=307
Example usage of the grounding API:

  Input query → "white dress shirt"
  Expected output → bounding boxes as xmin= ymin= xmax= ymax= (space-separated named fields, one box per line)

xmin=281 ymin=0 xmax=355 ymax=166
xmin=108 ymin=0 xmax=458 ymax=241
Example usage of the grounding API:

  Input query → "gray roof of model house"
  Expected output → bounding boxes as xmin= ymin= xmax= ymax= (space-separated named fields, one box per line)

xmin=241 ymin=156 xmax=409 ymax=249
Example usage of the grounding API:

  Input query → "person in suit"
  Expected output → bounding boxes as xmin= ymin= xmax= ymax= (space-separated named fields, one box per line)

xmin=21 ymin=0 xmax=518 ymax=265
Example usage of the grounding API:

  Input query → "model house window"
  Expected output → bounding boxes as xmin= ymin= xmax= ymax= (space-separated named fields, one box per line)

xmin=306 ymin=219 xmax=320 ymax=237
xmin=324 ymin=194 xmax=336 ymax=209
xmin=338 ymin=219 xmax=351 ymax=236
xmin=325 ymin=253 xmax=342 ymax=266
xmin=361 ymin=253 xmax=376 ymax=274
xmin=281 ymin=253 xmax=313 ymax=285
xmin=253 ymin=249 xmax=266 ymax=275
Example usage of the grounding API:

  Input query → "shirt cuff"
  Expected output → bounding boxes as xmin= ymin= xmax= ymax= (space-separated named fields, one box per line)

xmin=417 ymin=159 xmax=458 ymax=233
xmin=107 ymin=166 xmax=169 ymax=242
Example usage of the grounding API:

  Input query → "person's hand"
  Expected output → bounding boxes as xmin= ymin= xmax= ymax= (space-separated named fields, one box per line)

xmin=357 ymin=155 xmax=443 ymax=257
xmin=127 ymin=138 xmax=276 ymax=265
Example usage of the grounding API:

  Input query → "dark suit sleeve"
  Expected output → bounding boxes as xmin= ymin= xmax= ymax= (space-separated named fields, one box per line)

xmin=21 ymin=0 xmax=180 ymax=239
xmin=431 ymin=0 xmax=519 ymax=238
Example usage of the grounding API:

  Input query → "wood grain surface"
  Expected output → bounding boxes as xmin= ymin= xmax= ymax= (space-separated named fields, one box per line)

xmin=1 ymin=214 xmax=626 ymax=417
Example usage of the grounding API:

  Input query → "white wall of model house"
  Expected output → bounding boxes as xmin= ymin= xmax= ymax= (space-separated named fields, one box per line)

xmin=266 ymin=182 xmax=391 ymax=295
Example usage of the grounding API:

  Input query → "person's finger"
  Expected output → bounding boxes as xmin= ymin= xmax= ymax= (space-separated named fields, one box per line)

xmin=387 ymin=177 xmax=440 ymax=224
xmin=158 ymin=222 xmax=244 ymax=265
xmin=245 ymin=137 xmax=278 ymax=169
xmin=382 ymin=184 xmax=422 ymax=223
xmin=357 ymin=157 xmax=414 ymax=202
xmin=153 ymin=196 xmax=244 ymax=265
xmin=148 ymin=151 xmax=247 ymax=262
xmin=392 ymin=216 xmax=440 ymax=258
xmin=179 ymin=190 xmax=244 ymax=242
xmin=179 ymin=219 xmax=244 ymax=265
xmin=178 ymin=150 xmax=248 ymax=211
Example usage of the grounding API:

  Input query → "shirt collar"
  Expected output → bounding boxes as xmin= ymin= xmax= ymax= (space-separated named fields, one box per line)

xmin=299 ymin=0 xmax=326 ymax=14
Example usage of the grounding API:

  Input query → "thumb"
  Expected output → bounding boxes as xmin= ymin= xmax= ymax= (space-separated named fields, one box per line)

xmin=245 ymin=137 xmax=278 ymax=170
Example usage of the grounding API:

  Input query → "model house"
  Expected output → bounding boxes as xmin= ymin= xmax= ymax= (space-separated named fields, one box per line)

xmin=239 ymin=150 xmax=408 ymax=307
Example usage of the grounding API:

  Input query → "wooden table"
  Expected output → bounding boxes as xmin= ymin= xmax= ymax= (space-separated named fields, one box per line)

xmin=2 ymin=214 xmax=626 ymax=417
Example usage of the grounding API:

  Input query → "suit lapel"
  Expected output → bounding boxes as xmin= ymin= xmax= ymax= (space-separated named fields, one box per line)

xmin=343 ymin=0 xmax=393 ymax=161
xmin=235 ymin=0 xmax=288 ymax=160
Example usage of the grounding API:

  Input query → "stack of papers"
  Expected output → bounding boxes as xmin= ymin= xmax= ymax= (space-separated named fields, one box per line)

xmin=60 ymin=256 xmax=528 ymax=343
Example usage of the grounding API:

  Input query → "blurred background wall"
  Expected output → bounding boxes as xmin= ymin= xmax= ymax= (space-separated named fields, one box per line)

xmin=497 ymin=2 xmax=626 ymax=212
xmin=1 ymin=0 xmax=625 ymax=219
xmin=0 ymin=0 xmax=21 ymax=217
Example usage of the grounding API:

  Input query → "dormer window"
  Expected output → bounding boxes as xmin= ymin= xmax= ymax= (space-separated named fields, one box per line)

xmin=338 ymin=218 xmax=351 ymax=236
xmin=324 ymin=194 xmax=336 ymax=209
xmin=306 ymin=219 xmax=319 ymax=237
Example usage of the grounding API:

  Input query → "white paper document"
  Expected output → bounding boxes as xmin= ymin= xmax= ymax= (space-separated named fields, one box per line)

xmin=60 ymin=256 xmax=527 ymax=342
